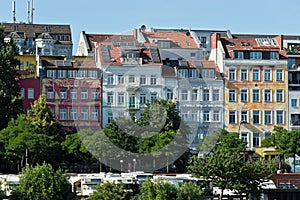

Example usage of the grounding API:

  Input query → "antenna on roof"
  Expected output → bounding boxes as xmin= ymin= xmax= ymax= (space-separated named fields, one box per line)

xmin=31 ymin=0 xmax=35 ymax=24
xmin=12 ymin=0 xmax=16 ymax=23
xmin=27 ymin=0 xmax=30 ymax=24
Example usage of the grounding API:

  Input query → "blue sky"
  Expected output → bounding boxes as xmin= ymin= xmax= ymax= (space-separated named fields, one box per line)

xmin=1 ymin=0 xmax=300 ymax=54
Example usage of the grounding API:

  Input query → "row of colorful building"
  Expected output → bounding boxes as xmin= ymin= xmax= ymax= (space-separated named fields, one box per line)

xmin=2 ymin=22 xmax=300 ymax=153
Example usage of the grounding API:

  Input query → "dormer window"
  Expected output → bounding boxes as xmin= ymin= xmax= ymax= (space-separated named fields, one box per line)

xmin=158 ymin=41 xmax=171 ymax=48
xmin=121 ymin=52 xmax=140 ymax=59
xmin=234 ymin=51 xmax=244 ymax=59
xmin=203 ymin=69 xmax=215 ymax=78
xmin=250 ymin=52 xmax=262 ymax=60
xmin=270 ymin=52 xmax=279 ymax=60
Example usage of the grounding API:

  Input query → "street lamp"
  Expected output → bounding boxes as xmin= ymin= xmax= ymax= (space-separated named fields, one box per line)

xmin=133 ymin=159 xmax=136 ymax=172
xmin=120 ymin=160 xmax=123 ymax=172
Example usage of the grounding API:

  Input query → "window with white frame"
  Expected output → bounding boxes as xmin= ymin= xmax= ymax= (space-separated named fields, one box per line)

xmin=240 ymin=89 xmax=248 ymax=102
xmin=91 ymin=89 xmax=99 ymax=100
xmin=107 ymin=92 xmax=113 ymax=105
xmin=150 ymin=93 xmax=157 ymax=102
xmin=253 ymin=110 xmax=260 ymax=124
xmin=264 ymin=68 xmax=272 ymax=81
xmin=291 ymin=99 xmax=297 ymax=107
xmin=276 ymin=89 xmax=284 ymax=102
xmin=191 ymin=111 xmax=198 ymax=121
xmin=252 ymin=68 xmax=260 ymax=81
xmin=118 ymin=75 xmax=124 ymax=84
xmin=140 ymin=94 xmax=146 ymax=105
xmin=78 ymin=70 xmax=87 ymax=78
xmin=270 ymin=52 xmax=279 ymax=60
xmin=190 ymin=69 xmax=200 ymax=78
xmin=229 ymin=89 xmax=236 ymax=102
xmin=276 ymin=69 xmax=284 ymax=81
xmin=228 ymin=69 xmax=236 ymax=80
xmin=59 ymin=108 xmax=67 ymax=120
xmin=181 ymin=90 xmax=188 ymax=101
xmin=150 ymin=75 xmax=157 ymax=85
xmin=129 ymin=75 xmax=135 ymax=83
xmin=129 ymin=94 xmax=135 ymax=107
xmin=250 ymin=52 xmax=262 ymax=59
xmin=58 ymin=70 xmax=66 ymax=78
xmin=107 ymin=113 xmax=113 ymax=124
xmin=276 ymin=110 xmax=284 ymax=124
xmin=118 ymin=93 xmax=124 ymax=105
xmin=241 ymin=110 xmax=248 ymax=123
xmin=252 ymin=89 xmax=260 ymax=102
xmin=253 ymin=133 xmax=260 ymax=147
xmin=178 ymin=69 xmax=188 ymax=78
xmin=167 ymin=89 xmax=173 ymax=100
xmin=240 ymin=69 xmax=248 ymax=81
xmin=70 ymin=89 xmax=77 ymax=100
xmin=229 ymin=110 xmax=236 ymax=124
xmin=107 ymin=74 xmax=114 ymax=84
xmin=213 ymin=89 xmax=220 ymax=101
xmin=191 ymin=89 xmax=198 ymax=101
xmin=81 ymin=89 xmax=88 ymax=100
xmin=203 ymin=69 xmax=215 ymax=78
xmin=80 ymin=109 xmax=88 ymax=121
xmin=213 ymin=110 xmax=220 ymax=121
xmin=47 ymin=70 xmax=56 ymax=78
xmin=264 ymin=110 xmax=272 ymax=124
xmin=47 ymin=88 xmax=54 ymax=99
xmin=70 ymin=109 xmax=77 ymax=120
xmin=91 ymin=109 xmax=99 ymax=121
xmin=203 ymin=110 xmax=210 ymax=122
xmin=203 ymin=89 xmax=209 ymax=101
xmin=264 ymin=89 xmax=272 ymax=102
xmin=60 ymin=89 xmax=67 ymax=99
xmin=234 ymin=51 xmax=244 ymax=59
xmin=140 ymin=75 xmax=146 ymax=85
xmin=28 ymin=88 xmax=34 ymax=99
xmin=68 ymin=70 xmax=77 ymax=78
xmin=88 ymin=70 xmax=98 ymax=78
xmin=241 ymin=132 xmax=248 ymax=144
xmin=264 ymin=132 xmax=272 ymax=139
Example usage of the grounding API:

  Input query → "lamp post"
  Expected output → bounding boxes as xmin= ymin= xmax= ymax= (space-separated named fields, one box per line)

xmin=133 ymin=159 xmax=136 ymax=172
xmin=120 ymin=160 xmax=123 ymax=172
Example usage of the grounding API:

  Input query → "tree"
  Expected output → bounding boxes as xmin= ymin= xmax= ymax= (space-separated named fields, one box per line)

xmin=189 ymin=129 xmax=278 ymax=199
xmin=0 ymin=25 xmax=23 ymax=130
xmin=10 ymin=163 xmax=75 ymax=200
xmin=89 ymin=182 xmax=131 ymax=200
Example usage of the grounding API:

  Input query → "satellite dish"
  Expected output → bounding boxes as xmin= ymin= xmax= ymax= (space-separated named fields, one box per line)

xmin=186 ymin=31 xmax=191 ymax=36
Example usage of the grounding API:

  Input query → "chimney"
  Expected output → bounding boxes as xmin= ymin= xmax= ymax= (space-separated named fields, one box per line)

xmin=275 ymin=35 xmax=284 ymax=50
xmin=211 ymin=33 xmax=220 ymax=49
xmin=133 ymin=29 xmax=138 ymax=39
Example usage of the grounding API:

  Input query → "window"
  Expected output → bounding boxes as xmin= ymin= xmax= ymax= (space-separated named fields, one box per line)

xmin=291 ymin=99 xmax=297 ymax=107
xmin=250 ymin=52 xmax=262 ymax=59
xmin=88 ymin=70 xmax=98 ymax=78
xmin=28 ymin=88 xmax=34 ymax=99
xmin=264 ymin=68 xmax=272 ymax=81
xmin=234 ymin=51 xmax=244 ymax=59
xmin=229 ymin=89 xmax=236 ymax=102
xmin=252 ymin=89 xmax=260 ymax=102
xmin=167 ymin=89 xmax=173 ymax=100
xmin=107 ymin=92 xmax=113 ymax=105
xmin=58 ymin=70 xmax=66 ymax=78
xmin=59 ymin=108 xmax=67 ymax=121
xmin=181 ymin=90 xmax=188 ymax=101
xmin=270 ymin=52 xmax=279 ymax=60
xmin=276 ymin=69 xmax=284 ymax=81
xmin=213 ymin=89 xmax=220 ymax=101
xmin=189 ymin=69 xmax=200 ymax=78
xmin=276 ymin=110 xmax=284 ymax=124
xmin=47 ymin=70 xmax=56 ymax=78
xmin=241 ymin=110 xmax=248 ymax=123
xmin=264 ymin=89 xmax=272 ymax=102
xmin=70 ymin=109 xmax=77 ymax=120
xmin=150 ymin=93 xmax=157 ymax=102
xmin=240 ymin=89 xmax=248 ymax=102
xmin=252 ymin=68 xmax=260 ymax=81
xmin=200 ymin=36 xmax=207 ymax=48
xmin=92 ymin=89 xmax=99 ymax=100
xmin=228 ymin=69 xmax=236 ymax=80
xmin=107 ymin=74 xmax=114 ymax=84
xmin=191 ymin=89 xmax=198 ymax=101
xmin=81 ymin=89 xmax=88 ymax=100
xmin=264 ymin=132 xmax=272 ymax=139
xmin=107 ymin=113 xmax=113 ymax=124
xmin=253 ymin=110 xmax=260 ymax=124
xmin=240 ymin=69 xmax=248 ymax=80
xmin=264 ymin=110 xmax=272 ymax=124
xmin=203 ymin=89 xmax=210 ymax=101
xmin=241 ymin=132 xmax=248 ymax=144
xmin=129 ymin=94 xmax=135 ymax=108
xmin=70 ymin=89 xmax=77 ymax=100
xmin=129 ymin=75 xmax=135 ymax=83
xmin=203 ymin=110 xmax=210 ymax=122
xmin=118 ymin=75 xmax=124 ymax=84
xmin=253 ymin=133 xmax=260 ymax=147
xmin=68 ymin=70 xmax=77 ymax=78
xmin=178 ymin=69 xmax=188 ymax=78
xmin=81 ymin=109 xmax=88 ymax=121
xmin=213 ymin=110 xmax=220 ymax=121
xmin=78 ymin=70 xmax=87 ymax=78
xmin=150 ymin=75 xmax=157 ymax=85
xmin=203 ymin=69 xmax=214 ymax=78
xmin=140 ymin=94 xmax=146 ymax=105
xmin=47 ymin=88 xmax=54 ymax=99
xmin=276 ymin=89 xmax=284 ymax=102
xmin=140 ymin=75 xmax=146 ymax=85
xmin=190 ymin=52 xmax=196 ymax=58
xmin=229 ymin=111 xmax=236 ymax=124
xmin=91 ymin=109 xmax=99 ymax=121
xmin=60 ymin=89 xmax=67 ymax=99
xmin=20 ymin=88 xmax=24 ymax=98
xmin=118 ymin=93 xmax=124 ymax=105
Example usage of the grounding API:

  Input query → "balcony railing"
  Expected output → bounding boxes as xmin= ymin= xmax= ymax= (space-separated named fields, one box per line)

xmin=121 ymin=57 xmax=142 ymax=65
xmin=126 ymin=102 xmax=140 ymax=110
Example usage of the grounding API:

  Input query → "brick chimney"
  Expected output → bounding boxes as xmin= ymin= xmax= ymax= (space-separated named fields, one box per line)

xmin=211 ymin=33 xmax=220 ymax=49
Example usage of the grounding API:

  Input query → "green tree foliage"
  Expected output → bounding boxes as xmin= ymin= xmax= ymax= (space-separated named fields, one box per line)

xmin=189 ymin=129 xmax=278 ymax=200
xmin=89 ymin=182 xmax=131 ymax=200
xmin=10 ymin=163 xmax=75 ymax=200
xmin=0 ymin=25 xmax=23 ymax=130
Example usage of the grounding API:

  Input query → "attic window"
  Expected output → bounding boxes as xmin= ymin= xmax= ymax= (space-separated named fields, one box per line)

xmin=186 ymin=42 xmax=191 ymax=46
xmin=228 ymin=42 xmax=235 ymax=46
xmin=45 ymin=26 xmax=50 ymax=32
xmin=13 ymin=25 xmax=18 ymax=31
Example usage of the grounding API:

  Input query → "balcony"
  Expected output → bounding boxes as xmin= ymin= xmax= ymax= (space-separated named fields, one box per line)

xmin=120 ymin=57 xmax=142 ymax=65
xmin=126 ymin=83 xmax=140 ymax=91
xmin=290 ymin=114 xmax=300 ymax=130
xmin=126 ymin=102 xmax=140 ymax=110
